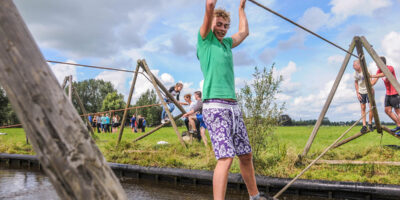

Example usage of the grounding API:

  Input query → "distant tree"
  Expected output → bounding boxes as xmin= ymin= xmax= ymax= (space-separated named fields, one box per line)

xmin=0 ymin=86 xmax=20 ymax=125
xmin=101 ymin=92 xmax=125 ymax=112
xmin=134 ymin=89 xmax=162 ymax=127
xmin=279 ymin=114 xmax=292 ymax=126
xmin=70 ymin=79 xmax=118 ymax=114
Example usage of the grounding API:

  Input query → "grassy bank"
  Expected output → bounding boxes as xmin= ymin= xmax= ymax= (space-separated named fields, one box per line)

xmin=1 ymin=126 xmax=400 ymax=184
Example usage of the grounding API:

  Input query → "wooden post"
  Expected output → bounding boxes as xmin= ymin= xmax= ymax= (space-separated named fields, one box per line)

xmin=355 ymin=36 xmax=382 ymax=133
xmin=117 ymin=62 xmax=140 ymax=144
xmin=68 ymin=75 xmax=73 ymax=101
xmin=133 ymin=113 xmax=184 ymax=142
xmin=139 ymin=60 xmax=186 ymax=148
xmin=301 ymin=38 xmax=356 ymax=157
xmin=61 ymin=76 xmax=68 ymax=89
xmin=142 ymin=65 xmax=187 ymax=114
xmin=382 ymin=126 xmax=400 ymax=139
xmin=0 ymin=1 xmax=127 ymax=199
xmin=360 ymin=36 xmax=400 ymax=95
xmin=333 ymin=131 xmax=369 ymax=148
xmin=72 ymin=85 xmax=95 ymax=136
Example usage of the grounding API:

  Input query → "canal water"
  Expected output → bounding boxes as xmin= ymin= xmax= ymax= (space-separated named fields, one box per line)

xmin=0 ymin=168 xmax=328 ymax=200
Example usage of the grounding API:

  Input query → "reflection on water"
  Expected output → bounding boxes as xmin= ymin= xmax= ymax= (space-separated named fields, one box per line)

xmin=0 ymin=168 xmax=328 ymax=200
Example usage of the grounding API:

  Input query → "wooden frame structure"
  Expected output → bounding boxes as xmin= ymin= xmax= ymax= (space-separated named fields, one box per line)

xmin=0 ymin=1 xmax=127 ymax=199
xmin=61 ymin=75 xmax=95 ymax=136
xmin=301 ymin=36 xmax=400 ymax=158
xmin=117 ymin=59 xmax=187 ymax=147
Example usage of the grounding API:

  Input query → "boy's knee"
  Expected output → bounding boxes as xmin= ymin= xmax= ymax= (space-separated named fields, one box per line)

xmin=238 ymin=153 xmax=253 ymax=164
xmin=217 ymin=157 xmax=233 ymax=168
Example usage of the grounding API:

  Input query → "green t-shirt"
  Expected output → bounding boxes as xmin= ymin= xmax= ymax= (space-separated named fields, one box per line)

xmin=197 ymin=30 xmax=236 ymax=100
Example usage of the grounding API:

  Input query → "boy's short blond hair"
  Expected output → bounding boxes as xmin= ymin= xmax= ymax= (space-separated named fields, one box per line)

xmin=214 ymin=8 xmax=230 ymax=22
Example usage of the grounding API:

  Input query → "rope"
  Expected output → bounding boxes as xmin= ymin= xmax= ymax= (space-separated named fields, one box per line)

xmin=273 ymin=108 xmax=372 ymax=199
xmin=47 ymin=60 xmax=167 ymax=97
xmin=248 ymin=0 xmax=359 ymax=58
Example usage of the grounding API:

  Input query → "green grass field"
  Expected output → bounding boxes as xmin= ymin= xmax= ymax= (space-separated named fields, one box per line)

xmin=1 ymin=125 xmax=400 ymax=184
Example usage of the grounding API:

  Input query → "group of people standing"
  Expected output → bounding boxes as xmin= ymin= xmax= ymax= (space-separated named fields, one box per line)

xmin=354 ymin=56 xmax=400 ymax=135
xmin=89 ymin=113 xmax=121 ymax=133
xmin=130 ymin=114 xmax=146 ymax=133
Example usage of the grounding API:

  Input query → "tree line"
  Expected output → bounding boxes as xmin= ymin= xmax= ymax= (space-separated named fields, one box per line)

xmin=0 ymin=79 xmax=164 ymax=127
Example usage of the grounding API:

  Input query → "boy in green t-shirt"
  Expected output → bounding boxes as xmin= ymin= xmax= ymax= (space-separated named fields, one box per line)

xmin=197 ymin=1 xmax=270 ymax=200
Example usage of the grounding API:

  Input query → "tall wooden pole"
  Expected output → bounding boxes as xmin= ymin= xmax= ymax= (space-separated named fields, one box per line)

xmin=0 ymin=1 xmax=127 ymax=199
xmin=117 ymin=62 xmax=140 ymax=144
xmin=355 ymin=36 xmax=382 ymax=133
xmin=61 ymin=76 xmax=68 ymax=89
xmin=301 ymin=38 xmax=356 ymax=157
xmin=140 ymin=60 xmax=186 ymax=148
xmin=360 ymin=36 xmax=400 ymax=95
xmin=72 ymin=85 xmax=95 ymax=136
xmin=68 ymin=75 xmax=73 ymax=101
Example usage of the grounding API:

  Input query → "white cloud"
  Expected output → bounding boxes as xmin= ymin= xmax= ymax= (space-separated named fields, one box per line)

xmin=49 ymin=60 xmax=78 ymax=84
xmin=328 ymin=55 xmax=345 ymax=65
xmin=330 ymin=0 xmax=391 ymax=23
xmin=160 ymin=73 xmax=175 ymax=85
xmin=298 ymin=7 xmax=331 ymax=31
xmin=275 ymin=61 xmax=300 ymax=93
xmin=382 ymin=31 xmax=400 ymax=68
xmin=95 ymin=70 xmax=131 ymax=97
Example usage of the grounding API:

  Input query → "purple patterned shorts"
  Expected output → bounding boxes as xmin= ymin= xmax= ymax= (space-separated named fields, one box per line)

xmin=203 ymin=99 xmax=252 ymax=160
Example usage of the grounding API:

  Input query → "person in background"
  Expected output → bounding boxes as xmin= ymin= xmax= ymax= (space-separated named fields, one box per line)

xmin=100 ymin=114 xmax=105 ymax=133
xmin=112 ymin=115 xmax=120 ymax=133
xmin=96 ymin=114 xmax=101 ymax=133
xmin=105 ymin=113 xmax=111 ymax=133
xmin=142 ymin=117 xmax=146 ymax=132
xmin=161 ymin=83 xmax=187 ymax=123
xmin=183 ymin=94 xmax=199 ymax=132
xmin=371 ymin=56 xmax=400 ymax=135
xmin=137 ymin=115 xmax=144 ymax=133
xmin=182 ymin=91 xmax=207 ymax=146
xmin=88 ymin=115 xmax=93 ymax=127
xmin=130 ymin=114 xmax=137 ymax=133
xmin=353 ymin=60 xmax=374 ymax=133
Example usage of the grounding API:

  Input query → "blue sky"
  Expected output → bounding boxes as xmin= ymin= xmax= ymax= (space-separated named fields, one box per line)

xmin=13 ymin=0 xmax=400 ymax=122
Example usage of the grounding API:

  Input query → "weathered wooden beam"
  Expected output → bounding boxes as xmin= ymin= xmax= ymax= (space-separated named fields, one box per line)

xmin=117 ymin=62 xmax=140 ymax=145
xmin=133 ymin=113 xmax=184 ymax=142
xmin=72 ymin=85 xmax=95 ymax=136
xmin=333 ymin=131 xmax=369 ymax=148
xmin=355 ymin=36 xmax=382 ymax=133
xmin=140 ymin=63 xmax=186 ymax=114
xmin=61 ymin=76 xmax=69 ymax=89
xmin=301 ymin=38 xmax=356 ymax=157
xmin=317 ymin=159 xmax=400 ymax=166
xmin=0 ymin=1 xmax=127 ymax=199
xmin=68 ymin=75 xmax=73 ymax=101
xmin=139 ymin=60 xmax=186 ymax=148
xmin=382 ymin=126 xmax=400 ymax=139
xmin=361 ymin=36 xmax=400 ymax=95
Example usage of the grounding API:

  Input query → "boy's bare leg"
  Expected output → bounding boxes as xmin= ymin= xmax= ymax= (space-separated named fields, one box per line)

xmin=213 ymin=157 xmax=233 ymax=200
xmin=200 ymin=127 xmax=208 ymax=147
xmin=361 ymin=103 xmax=367 ymax=126
xmin=238 ymin=153 xmax=259 ymax=197
xmin=385 ymin=106 xmax=400 ymax=126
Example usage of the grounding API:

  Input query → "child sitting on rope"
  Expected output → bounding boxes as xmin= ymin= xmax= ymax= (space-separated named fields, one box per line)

xmin=371 ymin=56 xmax=400 ymax=135
xmin=353 ymin=60 xmax=374 ymax=133
xmin=161 ymin=82 xmax=187 ymax=124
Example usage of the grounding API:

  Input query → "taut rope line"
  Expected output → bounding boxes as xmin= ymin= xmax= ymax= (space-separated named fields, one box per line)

xmin=273 ymin=108 xmax=372 ymax=199
xmin=248 ymin=0 xmax=359 ymax=58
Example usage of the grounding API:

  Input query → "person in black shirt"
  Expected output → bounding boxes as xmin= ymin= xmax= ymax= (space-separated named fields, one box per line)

xmin=161 ymin=83 xmax=187 ymax=123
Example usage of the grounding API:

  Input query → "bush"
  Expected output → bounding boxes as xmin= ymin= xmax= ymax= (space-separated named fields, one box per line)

xmin=238 ymin=65 xmax=284 ymax=167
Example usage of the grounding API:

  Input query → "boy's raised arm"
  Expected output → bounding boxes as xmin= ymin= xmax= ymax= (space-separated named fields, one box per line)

xmin=200 ymin=0 xmax=217 ymax=39
xmin=232 ymin=0 xmax=249 ymax=48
